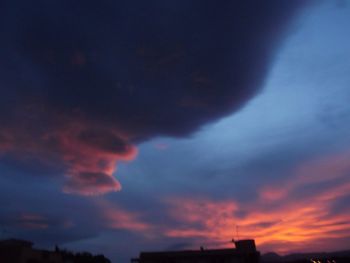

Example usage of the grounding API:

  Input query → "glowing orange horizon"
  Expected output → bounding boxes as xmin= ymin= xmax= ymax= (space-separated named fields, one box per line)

xmin=163 ymin=150 xmax=350 ymax=254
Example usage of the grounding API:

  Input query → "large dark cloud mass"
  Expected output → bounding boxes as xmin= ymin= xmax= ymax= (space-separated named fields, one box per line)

xmin=0 ymin=0 xmax=310 ymax=194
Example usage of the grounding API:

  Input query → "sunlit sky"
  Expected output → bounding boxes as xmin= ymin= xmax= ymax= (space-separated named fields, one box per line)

xmin=1 ymin=1 xmax=350 ymax=262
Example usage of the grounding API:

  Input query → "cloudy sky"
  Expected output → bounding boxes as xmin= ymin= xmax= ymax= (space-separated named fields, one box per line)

xmin=1 ymin=1 xmax=350 ymax=262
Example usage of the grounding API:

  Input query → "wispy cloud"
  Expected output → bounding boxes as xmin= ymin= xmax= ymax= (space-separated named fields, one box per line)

xmin=95 ymin=199 xmax=151 ymax=233
xmin=162 ymin=151 xmax=350 ymax=254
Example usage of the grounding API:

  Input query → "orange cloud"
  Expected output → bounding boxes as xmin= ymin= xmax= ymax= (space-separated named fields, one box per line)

xmin=164 ymin=196 xmax=350 ymax=254
xmin=163 ymin=151 xmax=350 ymax=254
xmin=0 ymin=114 xmax=138 ymax=195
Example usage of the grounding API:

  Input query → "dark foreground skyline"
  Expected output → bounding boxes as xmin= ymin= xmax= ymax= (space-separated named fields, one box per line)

xmin=2 ymin=237 xmax=350 ymax=263
xmin=1 ymin=1 xmax=350 ymax=262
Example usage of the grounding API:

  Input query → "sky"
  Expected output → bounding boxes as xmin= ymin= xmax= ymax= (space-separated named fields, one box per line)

xmin=1 ymin=1 xmax=350 ymax=262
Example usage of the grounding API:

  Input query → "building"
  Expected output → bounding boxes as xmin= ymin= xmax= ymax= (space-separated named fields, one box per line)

xmin=131 ymin=239 xmax=260 ymax=263
xmin=0 ymin=239 xmax=63 ymax=263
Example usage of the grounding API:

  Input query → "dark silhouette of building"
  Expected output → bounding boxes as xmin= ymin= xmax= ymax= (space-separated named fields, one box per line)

xmin=0 ymin=239 xmax=63 ymax=263
xmin=131 ymin=239 xmax=260 ymax=263
xmin=0 ymin=239 xmax=111 ymax=263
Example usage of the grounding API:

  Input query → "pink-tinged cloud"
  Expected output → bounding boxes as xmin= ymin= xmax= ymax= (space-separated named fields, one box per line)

xmin=18 ymin=213 xmax=49 ymax=230
xmin=13 ymin=212 xmax=74 ymax=231
xmin=56 ymin=124 xmax=138 ymax=195
xmin=0 ymin=113 xmax=138 ymax=195
xmin=71 ymin=51 xmax=86 ymax=66
xmin=0 ymin=130 xmax=15 ymax=154
xmin=95 ymin=199 xmax=151 ymax=233
xmin=260 ymin=150 xmax=350 ymax=202
xmin=154 ymin=143 xmax=169 ymax=151
xmin=163 ymin=151 xmax=350 ymax=254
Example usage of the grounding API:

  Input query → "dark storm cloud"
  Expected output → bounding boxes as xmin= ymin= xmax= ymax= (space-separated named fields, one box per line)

xmin=0 ymin=0 xmax=311 ymax=194
xmin=77 ymin=129 xmax=130 ymax=154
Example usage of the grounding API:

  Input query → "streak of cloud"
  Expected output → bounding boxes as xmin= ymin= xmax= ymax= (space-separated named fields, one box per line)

xmin=95 ymin=199 xmax=152 ymax=233
xmin=163 ymin=150 xmax=350 ymax=253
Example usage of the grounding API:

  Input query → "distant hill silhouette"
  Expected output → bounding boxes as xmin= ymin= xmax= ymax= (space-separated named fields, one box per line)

xmin=261 ymin=252 xmax=282 ymax=262
xmin=262 ymin=250 xmax=350 ymax=262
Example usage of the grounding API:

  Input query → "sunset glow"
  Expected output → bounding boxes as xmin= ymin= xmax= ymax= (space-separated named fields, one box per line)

xmin=1 ymin=1 xmax=349 ymax=262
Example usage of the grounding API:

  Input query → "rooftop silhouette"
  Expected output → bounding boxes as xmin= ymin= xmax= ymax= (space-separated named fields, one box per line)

xmin=131 ymin=239 xmax=260 ymax=263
